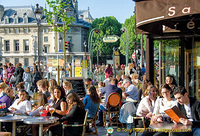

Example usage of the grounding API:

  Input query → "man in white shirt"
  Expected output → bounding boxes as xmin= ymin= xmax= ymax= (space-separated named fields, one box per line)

xmin=8 ymin=89 xmax=31 ymax=114
xmin=122 ymin=78 xmax=138 ymax=101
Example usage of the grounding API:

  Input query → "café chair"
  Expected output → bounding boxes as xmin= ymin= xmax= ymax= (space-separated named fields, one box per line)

xmin=86 ymin=104 xmax=100 ymax=136
xmin=130 ymin=116 xmax=146 ymax=136
xmin=0 ymin=132 xmax=11 ymax=136
xmin=62 ymin=110 xmax=88 ymax=136
xmin=103 ymin=92 xmax=122 ymax=127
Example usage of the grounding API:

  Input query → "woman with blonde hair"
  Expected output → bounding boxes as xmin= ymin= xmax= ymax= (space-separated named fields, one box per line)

xmin=136 ymin=85 xmax=158 ymax=122
xmin=4 ymin=87 xmax=14 ymax=104
xmin=0 ymin=83 xmax=11 ymax=111
xmin=63 ymin=81 xmax=73 ymax=96
xmin=23 ymin=67 xmax=32 ymax=93
xmin=48 ymin=79 xmax=57 ymax=92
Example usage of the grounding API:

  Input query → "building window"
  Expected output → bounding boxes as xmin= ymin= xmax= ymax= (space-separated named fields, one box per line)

xmin=14 ymin=40 xmax=19 ymax=52
xmin=44 ymin=28 xmax=49 ymax=33
xmin=44 ymin=36 xmax=48 ymax=42
xmin=5 ymin=58 xmax=9 ymax=63
xmin=14 ymin=28 xmax=19 ymax=34
xmin=24 ymin=28 xmax=28 ymax=33
xmin=68 ymin=36 xmax=72 ymax=42
xmin=14 ymin=18 xmax=18 ymax=24
xmin=5 ymin=29 xmax=9 ymax=34
xmin=24 ymin=40 xmax=29 ymax=52
xmin=24 ymin=58 xmax=29 ymax=67
xmin=15 ymin=58 xmax=19 ymax=66
xmin=5 ymin=40 xmax=10 ymax=52
xmin=44 ymin=46 xmax=48 ymax=53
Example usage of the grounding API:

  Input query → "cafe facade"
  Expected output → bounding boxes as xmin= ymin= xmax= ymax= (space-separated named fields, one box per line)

xmin=134 ymin=0 xmax=200 ymax=98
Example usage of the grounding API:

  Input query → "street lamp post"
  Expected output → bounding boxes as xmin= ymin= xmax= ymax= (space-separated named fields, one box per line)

xmin=121 ymin=27 xmax=129 ymax=67
xmin=34 ymin=3 xmax=42 ymax=73
xmin=113 ymin=47 xmax=121 ymax=78
xmin=88 ymin=28 xmax=99 ymax=78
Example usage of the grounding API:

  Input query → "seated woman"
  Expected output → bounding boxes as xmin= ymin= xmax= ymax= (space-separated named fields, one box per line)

xmin=49 ymin=86 xmax=67 ymax=118
xmin=18 ymin=93 xmax=48 ymax=136
xmin=83 ymin=86 xmax=100 ymax=119
xmin=27 ymin=93 xmax=48 ymax=116
xmin=141 ymin=84 xmax=177 ymax=136
xmin=45 ymin=92 xmax=85 ymax=136
xmin=8 ymin=89 xmax=31 ymax=114
xmin=63 ymin=81 xmax=74 ymax=96
xmin=0 ymin=83 xmax=11 ymax=111
xmin=32 ymin=86 xmax=67 ymax=136
xmin=136 ymin=85 xmax=158 ymax=127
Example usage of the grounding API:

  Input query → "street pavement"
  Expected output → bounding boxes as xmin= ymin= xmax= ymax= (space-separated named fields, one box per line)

xmin=85 ymin=126 xmax=143 ymax=136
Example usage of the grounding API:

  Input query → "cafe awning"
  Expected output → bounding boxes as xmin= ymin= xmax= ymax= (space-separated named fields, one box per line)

xmin=135 ymin=0 xmax=200 ymax=35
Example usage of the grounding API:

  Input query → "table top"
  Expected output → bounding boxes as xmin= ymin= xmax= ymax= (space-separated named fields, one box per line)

xmin=0 ymin=114 xmax=29 ymax=122
xmin=23 ymin=116 xmax=59 ymax=125
xmin=150 ymin=122 xmax=192 ymax=131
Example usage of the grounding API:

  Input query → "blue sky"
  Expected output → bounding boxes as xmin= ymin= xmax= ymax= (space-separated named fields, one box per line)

xmin=1 ymin=0 xmax=135 ymax=23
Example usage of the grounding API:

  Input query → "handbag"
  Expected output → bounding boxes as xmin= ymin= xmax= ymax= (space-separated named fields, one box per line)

xmin=10 ymin=75 xmax=16 ymax=84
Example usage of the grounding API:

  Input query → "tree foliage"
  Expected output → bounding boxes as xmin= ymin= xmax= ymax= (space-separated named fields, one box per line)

xmin=90 ymin=16 xmax=122 ymax=57
xmin=43 ymin=0 xmax=75 ymax=32
xmin=120 ymin=15 xmax=144 ymax=59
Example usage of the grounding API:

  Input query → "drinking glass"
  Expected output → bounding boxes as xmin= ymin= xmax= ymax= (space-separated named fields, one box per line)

xmin=2 ymin=103 xmax=6 ymax=109
xmin=49 ymin=107 xmax=55 ymax=119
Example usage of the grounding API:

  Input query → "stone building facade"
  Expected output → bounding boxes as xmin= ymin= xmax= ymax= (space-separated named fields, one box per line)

xmin=0 ymin=0 xmax=93 ymax=69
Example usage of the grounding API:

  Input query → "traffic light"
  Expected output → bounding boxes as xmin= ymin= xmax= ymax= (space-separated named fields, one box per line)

xmin=94 ymin=29 xmax=99 ymax=34
xmin=65 ymin=41 xmax=70 ymax=49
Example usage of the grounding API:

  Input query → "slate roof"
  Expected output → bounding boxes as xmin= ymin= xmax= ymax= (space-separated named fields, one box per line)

xmin=0 ymin=4 xmax=92 ymax=28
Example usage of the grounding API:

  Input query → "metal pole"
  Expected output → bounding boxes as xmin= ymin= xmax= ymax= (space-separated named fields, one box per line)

xmin=159 ymin=41 xmax=162 ymax=88
xmin=135 ymin=42 xmax=137 ymax=67
xmin=89 ymin=30 xmax=95 ymax=78
xmin=63 ymin=22 xmax=66 ymax=77
xmin=122 ymin=27 xmax=129 ymax=67
xmin=140 ymin=33 xmax=144 ymax=68
xmin=113 ymin=47 xmax=115 ymax=78
xmin=37 ymin=22 xmax=41 ymax=73
xmin=97 ymin=43 xmax=99 ymax=65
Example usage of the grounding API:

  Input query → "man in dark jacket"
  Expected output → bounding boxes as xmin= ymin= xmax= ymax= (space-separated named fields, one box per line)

xmin=97 ymin=78 xmax=122 ymax=126
xmin=14 ymin=63 xmax=24 ymax=86
xmin=173 ymin=86 xmax=200 ymax=136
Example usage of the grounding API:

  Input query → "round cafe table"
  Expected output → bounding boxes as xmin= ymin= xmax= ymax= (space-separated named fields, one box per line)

xmin=0 ymin=115 xmax=28 ymax=136
xmin=23 ymin=116 xmax=58 ymax=136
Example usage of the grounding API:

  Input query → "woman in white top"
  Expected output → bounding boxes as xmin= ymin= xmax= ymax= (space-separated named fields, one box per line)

xmin=27 ymin=93 xmax=48 ymax=116
xmin=152 ymin=84 xmax=176 ymax=123
xmin=8 ymin=89 xmax=31 ymax=114
xmin=136 ymin=85 xmax=158 ymax=119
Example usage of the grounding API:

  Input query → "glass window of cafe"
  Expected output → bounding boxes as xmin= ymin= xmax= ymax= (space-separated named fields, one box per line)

xmin=154 ymin=39 xmax=180 ymax=88
xmin=155 ymin=38 xmax=200 ymax=99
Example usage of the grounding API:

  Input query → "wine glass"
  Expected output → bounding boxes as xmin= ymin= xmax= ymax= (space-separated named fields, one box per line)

xmin=49 ymin=107 xmax=55 ymax=119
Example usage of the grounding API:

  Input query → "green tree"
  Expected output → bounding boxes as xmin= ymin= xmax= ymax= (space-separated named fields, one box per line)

xmin=43 ymin=0 xmax=74 ymax=32
xmin=44 ymin=0 xmax=74 ymax=76
xmin=90 ymin=16 xmax=122 ymax=58
xmin=120 ymin=15 xmax=144 ymax=59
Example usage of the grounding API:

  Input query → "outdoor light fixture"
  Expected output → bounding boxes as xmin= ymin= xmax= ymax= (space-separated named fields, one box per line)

xmin=34 ymin=3 xmax=42 ymax=73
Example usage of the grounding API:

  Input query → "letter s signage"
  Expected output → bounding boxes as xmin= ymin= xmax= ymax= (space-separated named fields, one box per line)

xmin=168 ymin=6 xmax=191 ymax=17
xmin=168 ymin=7 xmax=176 ymax=16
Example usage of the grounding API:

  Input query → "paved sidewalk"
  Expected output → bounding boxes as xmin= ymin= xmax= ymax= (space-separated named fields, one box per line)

xmin=85 ymin=126 xmax=142 ymax=136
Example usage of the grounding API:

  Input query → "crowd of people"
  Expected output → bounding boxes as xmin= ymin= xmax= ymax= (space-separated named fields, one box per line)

xmin=0 ymin=61 xmax=199 ymax=136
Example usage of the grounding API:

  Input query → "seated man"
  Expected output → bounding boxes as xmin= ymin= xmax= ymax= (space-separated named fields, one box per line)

xmin=97 ymin=78 xmax=122 ymax=126
xmin=172 ymin=86 xmax=200 ymax=136
xmin=122 ymin=78 xmax=138 ymax=101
